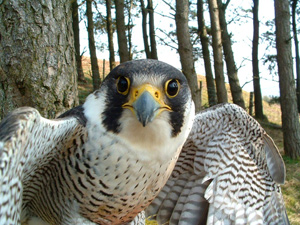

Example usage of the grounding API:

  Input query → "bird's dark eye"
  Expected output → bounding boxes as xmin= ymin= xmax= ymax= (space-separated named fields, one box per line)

xmin=165 ymin=79 xmax=180 ymax=98
xmin=117 ymin=76 xmax=130 ymax=95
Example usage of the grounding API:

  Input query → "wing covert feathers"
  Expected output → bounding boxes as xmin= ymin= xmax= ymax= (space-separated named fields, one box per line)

xmin=147 ymin=103 xmax=289 ymax=225
xmin=0 ymin=107 xmax=82 ymax=224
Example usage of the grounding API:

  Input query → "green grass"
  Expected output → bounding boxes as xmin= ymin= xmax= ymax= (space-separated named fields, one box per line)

xmin=78 ymin=77 xmax=93 ymax=104
xmin=281 ymin=156 xmax=300 ymax=225
xmin=79 ymin=62 xmax=299 ymax=224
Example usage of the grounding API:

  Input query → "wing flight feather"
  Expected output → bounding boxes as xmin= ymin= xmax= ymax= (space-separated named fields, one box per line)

xmin=0 ymin=107 xmax=83 ymax=224
xmin=146 ymin=103 xmax=289 ymax=225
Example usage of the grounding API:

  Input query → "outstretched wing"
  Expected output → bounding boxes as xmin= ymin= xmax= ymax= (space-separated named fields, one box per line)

xmin=147 ymin=103 xmax=289 ymax=225
xmin=0 ymin=107 xmax=84 ymax=224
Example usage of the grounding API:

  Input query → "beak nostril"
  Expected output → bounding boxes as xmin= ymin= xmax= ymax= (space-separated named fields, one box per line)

xmin=155 ymin=92 xmax=159 ymax=99
xmin=135 ymin=91 xmax=139 ymax=97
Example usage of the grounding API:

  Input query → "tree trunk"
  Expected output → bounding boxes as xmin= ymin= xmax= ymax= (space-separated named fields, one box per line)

xmin=102 ymin=59 xmax=106 ymax=80
xmin=217 ymin=0 xmax=245 ymax=109
xmin=252 ymin=0 xmax=264 ymax=119
xmin=291 ymin=0 xmax=300 ymax=113
xmin=208 ymin=0 xmax=228 ymax=103
xmin=72 ymin=0 xmax=85 ymax=82
xmin=126 ymin=0 xmax=133 ymax=60
xmin=249 ymin=92 xmax=254 ymax=116
xmin=86 ymin=0 xmax=101 ymax=91
xmin=197 ymin=0 xmax=217 ymax=107
xmin=115 ymin=0 xmax=130 ymax=62
xmin=148 ymin=0 xmax=158 ymax=59
xmin=274 ymin=0 xmax=300 ymax=159
xmin=175 ymin=0 xmax=201 ymax=112
xmin=140 ymin=0 xmax=158 ymax=60
xmin=140 ymin=0 xmax=151 ymax=58
xmin=0 ymin=0 xmax=78 ymax=119
xmin=106 ymin=0 xmax=116 ymax=71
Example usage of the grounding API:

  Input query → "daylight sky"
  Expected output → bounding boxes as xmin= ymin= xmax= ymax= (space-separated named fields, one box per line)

xmin=80 ymin=0 xmax=291 ymax=97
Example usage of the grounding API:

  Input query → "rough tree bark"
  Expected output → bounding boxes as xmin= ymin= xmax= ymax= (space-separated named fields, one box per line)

xmin=291 ymin=0 xmax=300 ymax=112
xmin=252 ymin=0 xmax=264 ymax=119
xmin=197 ymin=0 xmax=217 ymax=107
xmin=208 ymin=0 xmax=228 ymax=103
xmin=0 ymin=0 xmax=78 ymax=119
xmin=87 ymin=0 xmax=101 ymax=90
xmin=115 ymin=0 xmax=130 ymax=62
xmin=274 ymin=0 xmax=300 ymax=159
xmin=217 ymin=0 xmax=245 ymax=109
xmin=106 ymin=0 xmax=116 ymax=71
xmin=176 ymin=0 xmax=202 ymax=112
xmin=72 ymin=0 xmax=85 ymax=82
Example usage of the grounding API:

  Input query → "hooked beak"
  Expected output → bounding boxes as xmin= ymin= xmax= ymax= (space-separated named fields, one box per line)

xmin=122 ymin=84 xmax=171 ymax=126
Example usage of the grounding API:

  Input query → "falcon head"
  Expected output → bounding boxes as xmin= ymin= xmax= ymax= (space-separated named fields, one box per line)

xmin=83 ymin=59 xmax=195 ymax=161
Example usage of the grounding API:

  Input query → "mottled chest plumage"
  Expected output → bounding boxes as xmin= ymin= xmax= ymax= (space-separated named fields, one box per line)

xmin=71 ymin=131 xmax=179 ymax=224
xmin=21 ymin=125 xmax=180 ymax=225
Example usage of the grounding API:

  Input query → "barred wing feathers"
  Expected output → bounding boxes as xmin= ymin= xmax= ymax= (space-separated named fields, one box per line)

xmin=147 ymin=103 xmax=289 ymax=225
xmin=0 ymin=107 xmax=83 ymax=224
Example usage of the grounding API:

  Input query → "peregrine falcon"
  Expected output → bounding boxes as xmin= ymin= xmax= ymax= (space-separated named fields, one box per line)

xmin=0 ymin=59 xmax=289 ymax=225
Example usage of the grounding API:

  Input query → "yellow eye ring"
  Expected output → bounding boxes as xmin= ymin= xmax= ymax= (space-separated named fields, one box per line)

xmin=116 ymin=76 xmax=130 ymax=95
xmin=165 ymin=79 xmax=180 ymax=98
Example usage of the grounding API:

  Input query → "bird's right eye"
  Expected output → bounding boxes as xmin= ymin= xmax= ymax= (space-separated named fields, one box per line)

xmin=117 ymin=76 xmax=130 ymax=95
xmin=165 ymin=79 xmax=180 ymax=98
